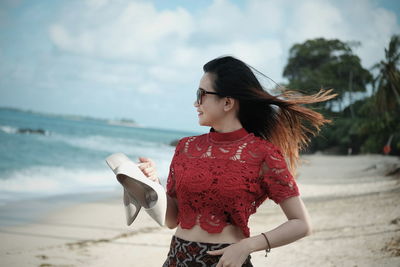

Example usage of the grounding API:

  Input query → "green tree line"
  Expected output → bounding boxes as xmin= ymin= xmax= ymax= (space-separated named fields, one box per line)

xmin=282 ymin=35 xmax=400 ymax=155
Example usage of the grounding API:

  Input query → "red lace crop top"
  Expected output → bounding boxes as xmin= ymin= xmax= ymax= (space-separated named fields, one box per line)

xmin=166 ymin=127 xmax=300 ymax=238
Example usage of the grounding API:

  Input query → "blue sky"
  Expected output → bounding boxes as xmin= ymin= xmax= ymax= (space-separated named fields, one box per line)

xmin=0 ymin=0 xmax=399 ymax=133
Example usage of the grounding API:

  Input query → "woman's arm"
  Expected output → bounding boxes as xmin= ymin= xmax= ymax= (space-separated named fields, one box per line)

xmin=165 ymin=194 xmax=179 ymax=229
xmin=240 ymin=196 xmax=312 ymax=253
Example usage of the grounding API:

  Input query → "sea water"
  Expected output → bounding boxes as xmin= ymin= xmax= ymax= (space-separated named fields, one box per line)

xmin=0 ymin=107 xmax=201 ymax=207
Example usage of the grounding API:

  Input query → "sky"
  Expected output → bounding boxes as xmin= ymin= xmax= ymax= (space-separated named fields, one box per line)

xmin=0 ymin=0 xmax=399 ymax=133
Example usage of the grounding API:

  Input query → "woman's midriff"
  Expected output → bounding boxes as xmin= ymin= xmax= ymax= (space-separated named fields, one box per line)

xmin=173 ymin=216 xmax=246 ymax=244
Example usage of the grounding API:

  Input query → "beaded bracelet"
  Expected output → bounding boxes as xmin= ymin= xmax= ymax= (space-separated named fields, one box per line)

xmin=261 ymin=233 xmax=271 ymax=257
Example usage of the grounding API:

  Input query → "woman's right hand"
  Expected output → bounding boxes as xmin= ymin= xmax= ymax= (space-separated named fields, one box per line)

xmin=137 ymin=157 xmax=161 ymax=184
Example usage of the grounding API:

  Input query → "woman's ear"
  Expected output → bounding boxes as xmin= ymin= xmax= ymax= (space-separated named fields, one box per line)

xmin=223 ymin=97 xmax=235 ymax=112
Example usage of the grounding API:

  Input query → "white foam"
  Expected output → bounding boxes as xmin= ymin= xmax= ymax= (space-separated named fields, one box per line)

xmin=0 ymin=166 xmax=112 ymax=193
xmin=0 ymin=125 xmax=18 ymax=134
xmin=48 ymin=132 xmax=175 ymax=157
xmin=0 ymin=160 xmax=171 ymax=205
xmin=0 ymin=124 xmax=50 ymax=136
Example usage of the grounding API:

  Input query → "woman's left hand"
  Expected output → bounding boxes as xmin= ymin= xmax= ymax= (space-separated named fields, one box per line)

xmin=207 ymin=241 xmax=251 ymax=267
xmin=137 ymin=157 xmax=160 ymax=184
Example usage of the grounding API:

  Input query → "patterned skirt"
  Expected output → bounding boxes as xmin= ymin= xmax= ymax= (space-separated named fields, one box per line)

xmin=162 ymin=235 xmax=253 ymax=267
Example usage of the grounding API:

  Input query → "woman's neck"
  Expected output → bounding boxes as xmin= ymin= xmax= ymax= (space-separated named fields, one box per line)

xmin=212 ymin=120 xmax=243 ymax=133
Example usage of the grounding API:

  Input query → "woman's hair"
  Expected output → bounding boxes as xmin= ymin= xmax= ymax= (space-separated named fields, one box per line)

xmin=203 ymin=55 xmax=338 ymax=176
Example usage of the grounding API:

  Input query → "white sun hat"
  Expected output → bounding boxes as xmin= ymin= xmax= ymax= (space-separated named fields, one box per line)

xmin=106 ymin=152 xmax=167 ymax=226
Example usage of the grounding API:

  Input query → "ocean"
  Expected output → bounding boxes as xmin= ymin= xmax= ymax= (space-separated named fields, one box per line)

xmin=0 ymin=107 xmax=201 ymax=207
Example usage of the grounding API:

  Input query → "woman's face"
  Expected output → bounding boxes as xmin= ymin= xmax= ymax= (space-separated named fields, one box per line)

xmin=193 ymin=72 xmax=226 ymax=127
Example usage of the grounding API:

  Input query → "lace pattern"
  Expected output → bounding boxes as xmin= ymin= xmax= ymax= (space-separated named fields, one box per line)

xmin=166 ymin=134 xmax=299 ymax=237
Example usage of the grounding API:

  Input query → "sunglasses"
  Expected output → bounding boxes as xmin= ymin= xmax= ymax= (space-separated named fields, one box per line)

xmin=196 ymin=88 xmax=226 ymax=105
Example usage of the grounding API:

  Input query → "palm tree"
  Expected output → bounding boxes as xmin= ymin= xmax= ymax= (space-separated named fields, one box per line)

xmin=372 ymin=34 xmax=400 ymax=112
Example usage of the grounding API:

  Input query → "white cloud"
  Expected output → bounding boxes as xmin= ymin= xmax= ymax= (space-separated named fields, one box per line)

xmin=36 ymin=0 xmax=400 ymax=131
xmin=351 ymin=5 xmax=399 ymax=67
xmin=136 ymin=81 xmax=161 ymax=94
xmin=49 ymin=24 xmax=76 ymax=52
xmin=282 ymin=0 xmax=399 ymax=68
xmin=196 ymin=0 xmax=244 ymax=41
xmin=246 ymin=0 xmax=285 ymax=33
xmin=285 ymin=0 xmax=344 ymax=42
xmin=49 ymin=1 xmax=194 ymax=62
xmin=48 ymin=0 xmax=399 ymax=81
xmin=85 ymin=0 xmax=110 ymax=9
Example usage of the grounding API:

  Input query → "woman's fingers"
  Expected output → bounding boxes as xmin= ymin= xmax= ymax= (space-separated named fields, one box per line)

xmin=138 ymin=156 xmax=149 ymax=162
xmin=137 ymin=157 xmax=159 ymax=183
xmin=139 ymin=157 xmax=156 ymax=165
xmin=140 ymin=166 xmax=155 ymax=175
xmin=138 ymin=158 xmax=156 ymax=168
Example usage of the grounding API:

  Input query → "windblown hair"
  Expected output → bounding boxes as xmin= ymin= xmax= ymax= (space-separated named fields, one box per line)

xmin=203 ymin=55 xmax=338 ymax=176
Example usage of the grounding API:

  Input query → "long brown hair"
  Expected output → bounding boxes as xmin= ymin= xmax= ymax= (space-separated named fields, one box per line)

xmin=203 ymin=55 xmax=338 ymax=176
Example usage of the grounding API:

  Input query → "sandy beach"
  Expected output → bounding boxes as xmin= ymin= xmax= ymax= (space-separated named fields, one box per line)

xmin=0 ymin=154 xmax=399 ymax=267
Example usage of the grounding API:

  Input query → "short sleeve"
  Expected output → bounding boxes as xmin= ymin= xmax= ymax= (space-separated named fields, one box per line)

xmin=261 ymin=144 xmax=300 ymax=204
xmin=166 ymin=138 xmax=185 ymax=199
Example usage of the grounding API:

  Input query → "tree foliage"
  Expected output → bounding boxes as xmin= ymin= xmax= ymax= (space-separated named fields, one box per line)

xmin=372 ymin=34 xmax=400 ymax=112
xmin=283 ymin=38 xmax=373 ymax=111
xmin=282 ymin=36 xmax=400 ymax=155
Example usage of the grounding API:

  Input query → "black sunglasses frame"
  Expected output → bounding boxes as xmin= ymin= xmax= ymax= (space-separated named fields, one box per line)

xmin=196 ymin=88 xmax=227 ymax=105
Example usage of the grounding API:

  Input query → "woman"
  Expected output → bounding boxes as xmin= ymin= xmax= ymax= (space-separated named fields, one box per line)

xmin=138 ymin=56 xmax=337 ymax=267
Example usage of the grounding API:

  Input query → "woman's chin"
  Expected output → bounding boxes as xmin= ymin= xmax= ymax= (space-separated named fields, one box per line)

xmin=198 ymin=118 xmax=209 ymax=127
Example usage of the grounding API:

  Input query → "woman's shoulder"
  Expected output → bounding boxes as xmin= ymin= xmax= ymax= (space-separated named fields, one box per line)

xmin=248 ymin=135 xmax=286 ymax=162
xmin=174 ymin=133 xmax=207 ymax=147
xmin=250 ymin=135 xmax=279 ymax=150
xmin=180 ymin=132 xmax=207 ymax=141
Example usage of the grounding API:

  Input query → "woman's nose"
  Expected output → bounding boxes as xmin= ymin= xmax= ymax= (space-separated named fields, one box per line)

xmin=193 ymin=100 xmax=199 ymax=107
